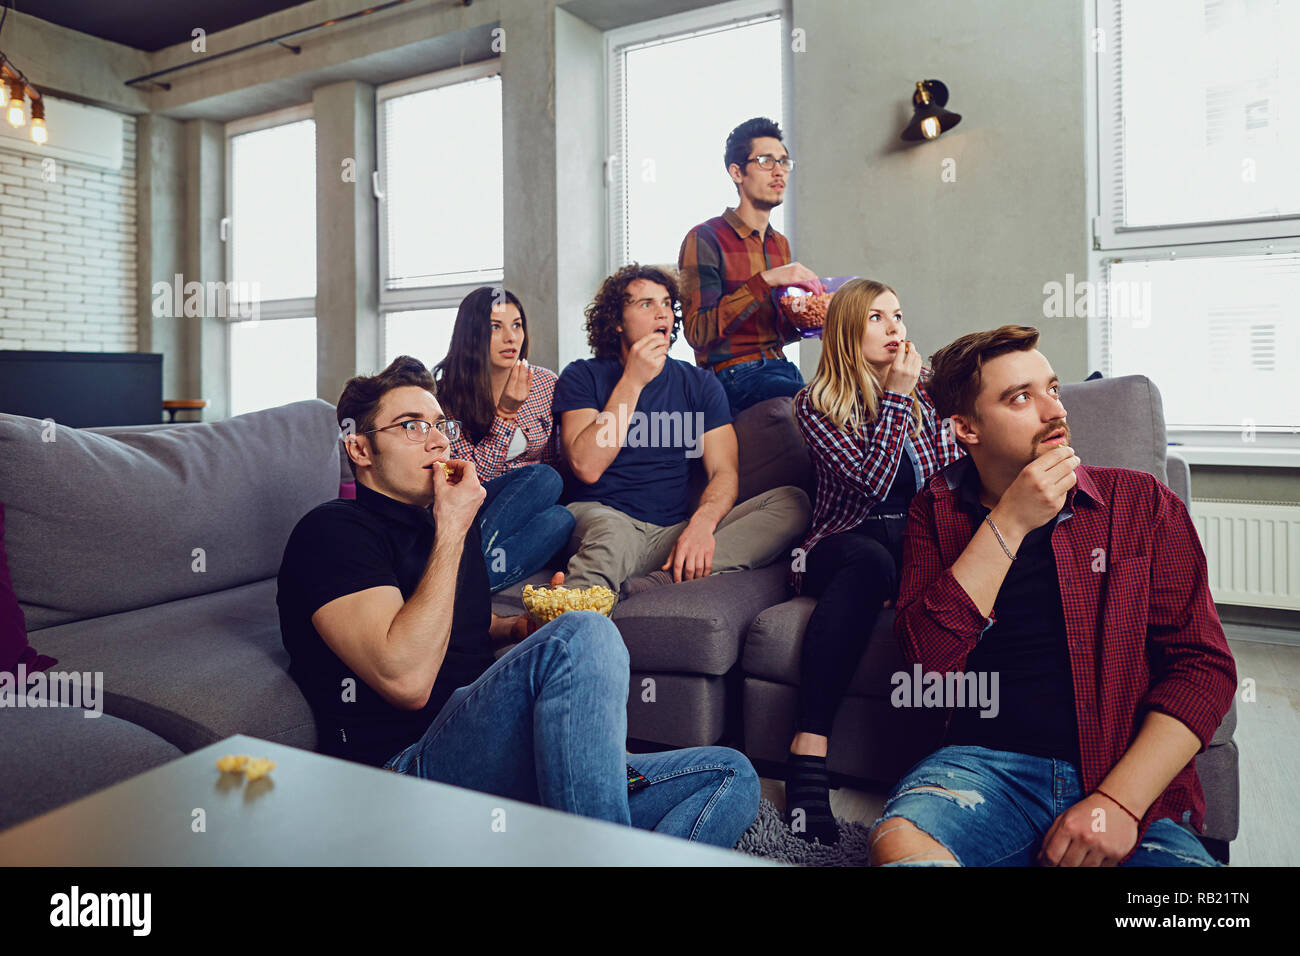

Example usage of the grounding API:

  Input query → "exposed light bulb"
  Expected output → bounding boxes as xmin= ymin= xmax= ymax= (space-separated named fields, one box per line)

xmin=30 ymin=117 xmax=47 ymax=144
xmin=6 ymin=96 xmax=24 ymax=128
xmin=920 ymin=115 xmax=940 ymax=139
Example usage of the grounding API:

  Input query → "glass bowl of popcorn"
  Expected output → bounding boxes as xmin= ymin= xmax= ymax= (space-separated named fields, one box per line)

xmin=521 ymin=584 xmax=617 ymax=626
xmin=778 ymin=276 xmax=857 ymax=337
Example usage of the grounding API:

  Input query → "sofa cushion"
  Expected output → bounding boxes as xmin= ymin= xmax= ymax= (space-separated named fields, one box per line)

xmin=0 ymin=399 xmax=342 ymax=631
xmin=627 ymin=671 xmax=728 ymax=748
xmin=732 ymin=396 xmax=813 ymax=504
xmin=0 ymin=704 xmax=183 ymax=832
xmin=1058 ymin=375 xmax=1168 ymax=485
xmin=613 ymin=564 xmax=792 ymax=675
xmin=743 ymin=596 xmax=903 ymax=697
xmin=28 ymin=578 xmax=316 ymax=753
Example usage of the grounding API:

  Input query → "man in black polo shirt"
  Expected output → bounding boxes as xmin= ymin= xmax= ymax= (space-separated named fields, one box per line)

xmin=277 ymin=356 xmax=759 ymax=847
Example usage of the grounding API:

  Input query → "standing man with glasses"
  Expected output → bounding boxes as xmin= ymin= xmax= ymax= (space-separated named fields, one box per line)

xmin=678 ymin=116 xmax=822 ymax=415
xmin=276 ymin=356 xmax=761 ymax=848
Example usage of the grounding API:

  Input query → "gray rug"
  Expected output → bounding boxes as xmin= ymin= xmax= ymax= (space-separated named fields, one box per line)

xmin=734 ymin=798 xmax=872 ymax=866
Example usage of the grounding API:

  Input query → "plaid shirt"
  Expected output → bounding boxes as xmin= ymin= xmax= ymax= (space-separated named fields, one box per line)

xmin=896 ymin=455 xmax=1237 ymax=849
xmin=792 ymin=370 xmax=965 ymax=592
xmin=678 ymin=207 xmax=802 ymax=369
xmin=447 ymin=364 xmax=559 ymax=482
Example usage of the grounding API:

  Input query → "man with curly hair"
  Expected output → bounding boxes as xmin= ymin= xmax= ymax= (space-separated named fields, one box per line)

xmin=553 ymin=264 xmax=811 ymax=601
xmin=677 ymin=117 xmax=822 ymax=415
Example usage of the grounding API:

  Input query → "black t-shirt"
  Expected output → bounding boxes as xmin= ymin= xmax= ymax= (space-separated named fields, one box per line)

xmin=277 ymin=481 xmax=494 ymax=768
xmin=943 ymin=464 xmax=1081 ymax=765
xmin=873 ymin=449 xmax=917 ymax=517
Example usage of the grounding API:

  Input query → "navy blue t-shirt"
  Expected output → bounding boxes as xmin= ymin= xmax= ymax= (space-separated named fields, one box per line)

xmin=553 ymin=356 xmax=732 ymax=525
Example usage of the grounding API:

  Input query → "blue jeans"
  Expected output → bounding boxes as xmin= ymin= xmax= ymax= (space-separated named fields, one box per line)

xmin=382 ymin=611 xmax=760 ymax=848
xmin=870 ymin=745 xmax=1221 ymax=867
xmin=479 ymin=464 xmax=575 ymax=593
xmin=715 ymin=356 xmax=804 ymax=416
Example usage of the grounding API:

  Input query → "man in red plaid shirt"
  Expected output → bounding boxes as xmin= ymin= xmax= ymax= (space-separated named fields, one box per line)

xmin=869 ymin=326 xmax=1236 ymax=867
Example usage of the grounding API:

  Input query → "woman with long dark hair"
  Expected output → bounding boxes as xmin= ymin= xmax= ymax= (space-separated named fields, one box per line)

xmin=785 ymin=278 xmax=964 ymax=844
xmin=432 ymin=287 xmax=573 ymax=593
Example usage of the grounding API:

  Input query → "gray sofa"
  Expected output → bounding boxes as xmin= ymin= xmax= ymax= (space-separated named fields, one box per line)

xmin=0 ymin=376 xmax=1238 ymax=859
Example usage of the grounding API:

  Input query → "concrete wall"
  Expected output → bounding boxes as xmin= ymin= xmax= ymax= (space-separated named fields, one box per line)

xmin=136 ymin=114 xmax=189 ymax=401
xmin=183 ymin=121 xmax=228 ymax=418
xmin=501 ymin=0 xmax=561 ymax=372
xmin=553 ymin=6 xmax=607 ymax=370
xmin=314 ymin=80 xmax=379 ymax=403
xmin=790 ymin=0 xmax=1089 ymax=383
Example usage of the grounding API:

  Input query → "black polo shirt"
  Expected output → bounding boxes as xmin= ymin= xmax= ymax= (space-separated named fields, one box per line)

xmin=943 ymin=460 xmax=1081 ymax=765
xmin=277 ymin=481 xmax=494 ymax=768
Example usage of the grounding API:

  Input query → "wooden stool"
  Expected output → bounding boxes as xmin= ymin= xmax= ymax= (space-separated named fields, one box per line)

xmin=162 ymin=400 xmax=207 ymax=423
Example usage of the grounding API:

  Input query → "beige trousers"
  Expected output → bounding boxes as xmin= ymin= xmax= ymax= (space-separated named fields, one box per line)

xmin=563 ymin=485 xmax=811 ymax=603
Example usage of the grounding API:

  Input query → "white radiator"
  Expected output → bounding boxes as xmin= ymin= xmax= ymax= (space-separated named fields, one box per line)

xmin=1190 ymin=500 xmax=1300 ymax=611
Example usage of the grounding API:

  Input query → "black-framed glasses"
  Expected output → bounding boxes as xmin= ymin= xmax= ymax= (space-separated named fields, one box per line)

xmin=359 ymin=418 xmax=461 ymax=442
xmin=745 ymin=154 xmax=795 ymax=171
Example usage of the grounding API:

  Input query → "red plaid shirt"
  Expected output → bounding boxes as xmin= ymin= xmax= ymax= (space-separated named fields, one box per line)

xmin=896 ymin=456 xmax=1237 ymax=845
xmin=447 ymin=364 xmax=560 ymax=482
xmin=678 ymin=208 xmax=802 ymax=369
xmin=792 ymin=370 xmax=965 ymax=592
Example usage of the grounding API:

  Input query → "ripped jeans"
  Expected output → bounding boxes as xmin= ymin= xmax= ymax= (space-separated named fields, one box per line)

xmin=869 ymin=745 xmax=1221 ymax=867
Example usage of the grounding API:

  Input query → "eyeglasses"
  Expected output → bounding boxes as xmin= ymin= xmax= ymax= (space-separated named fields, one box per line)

xmin=745 ymin=154 xmax=795 ymax=171
xmin=359 ymin=418 xmax=462 ymax=442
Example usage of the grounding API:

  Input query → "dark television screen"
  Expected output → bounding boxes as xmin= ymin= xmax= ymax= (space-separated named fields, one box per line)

xmin=0 ymin=351 xmax=163 ymax=427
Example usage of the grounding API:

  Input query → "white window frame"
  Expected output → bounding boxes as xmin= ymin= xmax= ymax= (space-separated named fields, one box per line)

xmin=1087 ymin=0 xmax=1300 ymax=467
xmin=1092 ymin=0 xmax=1300 ymax=250
xmin=374 ymin=59 xmax=502 ymax=360
xmin=604 ymin=0 xmax=793 ymax=275
xmin=223 ymin=103 xmax=318 ymax=405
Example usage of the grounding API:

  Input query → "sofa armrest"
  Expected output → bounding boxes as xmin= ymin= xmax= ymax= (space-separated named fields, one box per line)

xmin=612 ymin=563 xmax=792 ymax=676
xmin=1166 ymin=451 xmax=1191 ymax=508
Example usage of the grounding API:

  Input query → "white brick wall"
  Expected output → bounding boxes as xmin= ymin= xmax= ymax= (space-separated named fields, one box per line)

xmin=0 ymin=116 xmax=137 ymax=353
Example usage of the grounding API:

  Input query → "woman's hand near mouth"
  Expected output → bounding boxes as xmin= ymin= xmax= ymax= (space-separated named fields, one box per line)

xmin=496 ymin=358 xmax=532 ymax=419
xmin=883 ymin=339 xmax=922 ymax=396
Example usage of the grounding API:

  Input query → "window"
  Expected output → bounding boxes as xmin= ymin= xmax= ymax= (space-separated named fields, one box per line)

xmin=608 ymin=1 xmax=790 ymax=364
xmin=1091 ymin=0 xmax=1300 ymax=463
xmin=229 ymin=316 xmax=318 ymax=418
xmin=1102 ymin=252 xmax=1299 ymax=431
xmin=383 ymin=308 xmax=458 ymax=369
xmin=377 ymin=62 xmax=502 ymax=372
xmin=225 ymin=106 xmax=318 ymax=415
xmin=1101 ymin=0 xmax=1300 ymax=239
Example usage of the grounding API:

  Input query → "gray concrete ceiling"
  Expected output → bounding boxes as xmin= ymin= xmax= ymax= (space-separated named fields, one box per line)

xmin=6 ymin=0 xmax=317 ymax=52
xmin=160 ymin=23 xmax=498 ymax=121
xmin=560 ymin=0 xmax=733 ymax=32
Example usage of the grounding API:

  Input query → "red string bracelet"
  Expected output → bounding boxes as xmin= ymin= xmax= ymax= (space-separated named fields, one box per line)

xmin=1094 ymin=787 xmax=1142 ymax=826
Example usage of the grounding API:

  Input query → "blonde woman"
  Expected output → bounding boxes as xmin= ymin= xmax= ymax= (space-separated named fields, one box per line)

xmin=785 ymin=278 xmax=964 ymax=844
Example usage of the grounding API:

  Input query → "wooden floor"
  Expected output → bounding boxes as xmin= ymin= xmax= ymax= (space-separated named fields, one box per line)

xmin=760 ymin=629 xmax=1299 ymax=866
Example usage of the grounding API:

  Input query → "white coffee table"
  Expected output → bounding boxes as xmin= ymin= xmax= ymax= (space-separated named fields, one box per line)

xmin=0 ymin=735 xmax=776 ymax=866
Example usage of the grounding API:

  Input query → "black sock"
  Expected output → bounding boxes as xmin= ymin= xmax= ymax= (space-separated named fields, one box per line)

xmin=785 ymin=753 xmax=839 ymax=845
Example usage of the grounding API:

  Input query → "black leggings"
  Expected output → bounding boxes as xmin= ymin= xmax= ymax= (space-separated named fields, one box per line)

xmin=797 ymin=517 xmax=905 ymax=736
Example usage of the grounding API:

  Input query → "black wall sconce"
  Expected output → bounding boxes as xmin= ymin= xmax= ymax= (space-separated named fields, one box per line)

xmin=900 ymin=80 xmax=961 ymax=141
